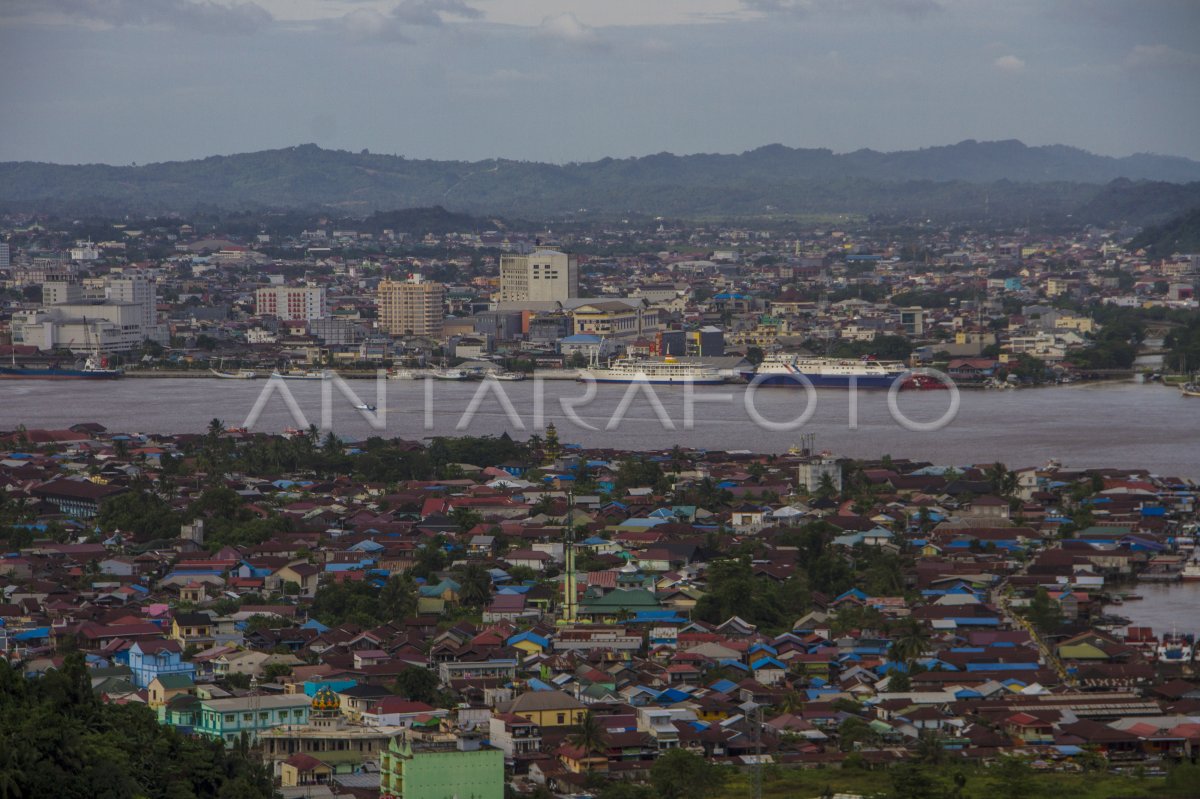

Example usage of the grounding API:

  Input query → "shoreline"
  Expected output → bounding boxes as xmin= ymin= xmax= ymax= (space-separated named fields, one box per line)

xmin=103 ymin=371 xmax=1149 ymax=389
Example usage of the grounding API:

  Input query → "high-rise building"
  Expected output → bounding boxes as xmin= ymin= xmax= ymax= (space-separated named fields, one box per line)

xmin=499 ymin=249 xmax=579 ymax=303
xmin=377 ymin=275 xmax=446 ymax=338
xmin=103 ymin=274 xmax=159 ymax=334
xmin=13 ymin=273 xmax=167 ymax=354
xmin=255 ymin=286 xmax=328 ymax=321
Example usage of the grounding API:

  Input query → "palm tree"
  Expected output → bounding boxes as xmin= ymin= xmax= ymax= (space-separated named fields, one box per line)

xmin=567 ymin=710 xmax=608 ymax=772
xmin=889 ymin=617 xmax=930 ymax=667
xmin=815 ymin=472 xmax=838 ymax=501
xmin=455 ymin=563 xmax=493 ymax=608
xmin=778 ymin=690 xmax=805 ymax=714
xmin=452 ymin=506 xmax=483 ymax=535
xmin=669 ymin=444 xmax=688 ymax=473
xmin=987 ymin=462 xmax=1018 ymax=498
xmin=916 ymin=730 xmax=945 ymax=765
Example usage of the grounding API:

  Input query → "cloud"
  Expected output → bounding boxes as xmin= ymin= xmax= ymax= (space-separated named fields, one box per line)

xmin=389 ymin=0 xmax=481 ymax=27
xmin=993 ymin=54 xmax=1026 ymax=72
xmin=1123 ymin=43 xmax=1200 ymax=70
xmin=340 ymin=7 xmax=411 ymax=41
xmin=7 ymin=0 xmax=273 ymax=33
xmin=637 ymin=37 xmax=675 ymax=57
xmin=337 ymin=0 xmax=480 ymax=42
xmin=743 ymin=0 xmax=943 ymax=19
xmin=534 ymin=12 xmax=607 ymax=50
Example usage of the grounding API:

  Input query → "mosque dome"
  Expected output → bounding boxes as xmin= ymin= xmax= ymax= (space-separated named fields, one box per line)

xmin=311 ymin=686 xmax=340 ymax=712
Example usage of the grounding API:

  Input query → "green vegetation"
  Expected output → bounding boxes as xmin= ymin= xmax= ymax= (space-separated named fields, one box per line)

xmin=309 ymin=573 xmax=417 ymax=627
xmin=96 ymin=482 xmax=179 ymax=541
xmin=1164 ymin=316 xmax=1200 ymax=374
xmin=650 ymin=749 xmax=727 ymax=799
xmin=1129 ymin=205 xmax=1200 ymax=256
xmin=0 ymin=652 xmax=275 ymax=799
xmin=390 ymin=665 xmax=448 ymax=706
xmin=715 ymin=760 xmax=1198 ymax=799
xmin=5 ymin=142 xmax=1199 ymax=224
xmin=829 ymin=334 xmax=913 ymax=361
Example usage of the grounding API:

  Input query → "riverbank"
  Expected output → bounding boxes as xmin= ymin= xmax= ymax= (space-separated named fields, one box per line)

xmin=1 ymin=378 xmax=1196 ymax=477
xmin=122 ymin=369 xmax=584 ymax=380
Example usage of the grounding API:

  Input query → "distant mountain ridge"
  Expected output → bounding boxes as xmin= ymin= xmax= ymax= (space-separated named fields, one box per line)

xmin=2 ymin=140 xmax=1199 ymax=222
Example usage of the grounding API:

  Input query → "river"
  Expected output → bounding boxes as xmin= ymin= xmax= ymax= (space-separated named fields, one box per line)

xmin=0 ymin=377 xmax=1197 ymax=477
xmin=1110 ymin=582 xmax=1200 ymax=637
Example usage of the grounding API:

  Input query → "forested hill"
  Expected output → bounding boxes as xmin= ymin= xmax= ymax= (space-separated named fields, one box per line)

xmin=2 ymin=140 xmax=1199 ymax=223
xmin=1128 ymin=206 xmax=1200 ymax=256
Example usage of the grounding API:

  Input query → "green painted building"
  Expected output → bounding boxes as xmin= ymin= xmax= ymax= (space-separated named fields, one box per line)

xmin=189 ymin=694 xmax=312 ymax=745
xmin=379 ymin=731 xmax=503 ymax=799
xmin=577 ymin=587 xmax=661 ymax=621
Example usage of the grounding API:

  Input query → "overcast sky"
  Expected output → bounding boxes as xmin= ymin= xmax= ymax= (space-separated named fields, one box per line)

xmin=1 ymin=0 xmax=1198 ymax=165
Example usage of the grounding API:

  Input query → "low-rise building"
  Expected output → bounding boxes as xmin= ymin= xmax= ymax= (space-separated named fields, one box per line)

xmin=379 ymin=728 xmax=503 ymax=799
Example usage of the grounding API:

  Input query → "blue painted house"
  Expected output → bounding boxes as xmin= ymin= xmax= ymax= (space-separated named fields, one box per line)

xmin=128 ymin=639 xmax=195 ymax=689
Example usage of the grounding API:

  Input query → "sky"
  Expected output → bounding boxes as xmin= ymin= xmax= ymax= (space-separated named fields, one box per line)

xmin=0 ymin=0 xmax=1198 ymax=165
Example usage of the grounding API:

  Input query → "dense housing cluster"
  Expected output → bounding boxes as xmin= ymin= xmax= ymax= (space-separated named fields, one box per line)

xmin=1 ymin=423 xmax=1199 ymax=798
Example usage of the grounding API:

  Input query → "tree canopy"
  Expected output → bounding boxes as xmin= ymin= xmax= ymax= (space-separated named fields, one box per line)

xmin=0 ymin=653 xmax=275 ymax=799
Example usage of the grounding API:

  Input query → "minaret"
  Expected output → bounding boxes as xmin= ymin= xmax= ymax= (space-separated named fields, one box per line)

xmin=561 ymin=491 xmax=577 ymax=624
xmin=544 ymin=422 xmax=561 ymax=463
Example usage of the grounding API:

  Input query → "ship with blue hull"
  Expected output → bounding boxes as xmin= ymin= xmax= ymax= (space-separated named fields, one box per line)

xmin=0 ymin=355 xmax=122 ymax=380
xmin=742 ymin=355 xmax=907 ymax=389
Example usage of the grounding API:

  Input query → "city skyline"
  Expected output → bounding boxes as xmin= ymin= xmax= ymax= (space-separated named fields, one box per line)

xmin=1 ymin=0 xmax=1198 ymax=165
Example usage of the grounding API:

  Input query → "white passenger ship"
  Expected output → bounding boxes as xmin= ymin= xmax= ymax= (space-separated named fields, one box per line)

xmin=580 ymin=356 xmax=725 ymax=385
xmin=742 ymin=355 xmax=908 ymax=388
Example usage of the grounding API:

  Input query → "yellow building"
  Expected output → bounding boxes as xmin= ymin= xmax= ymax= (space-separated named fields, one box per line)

xmin=571 ymin=301 xmax=662 ymax=340
xmin=279 ymin=754 xmax=333 ymax=788
xmin=1054 ymin=314 xmax=1095 ymax=334
xmin=377 ymin=275 xmax=446 ymax=338
xmin=497 ymin=689 xmax=586 ymax=727
xmin=170 ymin=612 xmax=214 ymax=647
xmin=148 ymin=672 xmax=195 ymax=709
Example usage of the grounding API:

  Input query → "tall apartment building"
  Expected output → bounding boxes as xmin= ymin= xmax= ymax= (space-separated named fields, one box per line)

xmin=255 ymin=286 xmax=328 ymax=321
xmin=499 ymin=250 xmax=579 ymax=303
xmin=377 ymin=275 xmax=446 ymax=338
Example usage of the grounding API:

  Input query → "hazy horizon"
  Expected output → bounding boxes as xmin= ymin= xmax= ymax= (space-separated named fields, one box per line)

xmin=4 ymin=138 xmax=1200 ymax=169
xmin=1 ymin=0 xmax=1198 ymax=165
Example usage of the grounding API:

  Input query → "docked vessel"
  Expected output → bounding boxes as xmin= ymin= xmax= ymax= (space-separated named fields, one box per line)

xmin=271 ymin=370 xmax=328 ymax=380
xmin=1156 ymin=630 xmax=1195 ymax=663
xmin=579 ymin=356 xmax=725 ymax=385
xmin=1181 ymin=560 xmax=1200 ymax=582
xmin=0 ymin=354 xmax=122 ymax=380
xmin=741 ymin=355 xmax=907 ymax=389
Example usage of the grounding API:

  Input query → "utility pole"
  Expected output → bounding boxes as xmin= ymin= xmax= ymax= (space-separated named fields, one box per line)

xmin=740 ymin=700 xmax=763 ymax=799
